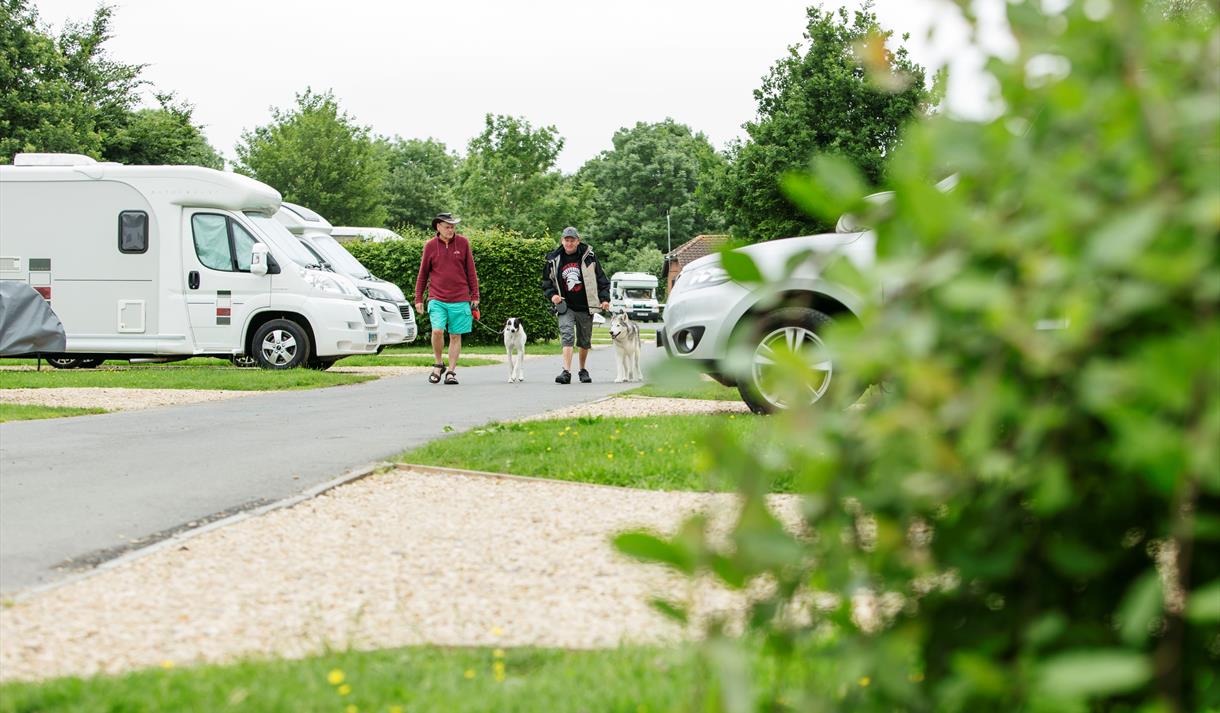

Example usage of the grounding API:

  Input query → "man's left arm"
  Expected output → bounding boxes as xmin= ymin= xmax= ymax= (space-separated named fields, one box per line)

xmin=594 ymin=255 xmax=611 ymax=305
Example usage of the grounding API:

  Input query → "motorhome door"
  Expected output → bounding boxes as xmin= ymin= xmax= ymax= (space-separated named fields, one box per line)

xmin=182 ymin=211 xmax=270 ymax=351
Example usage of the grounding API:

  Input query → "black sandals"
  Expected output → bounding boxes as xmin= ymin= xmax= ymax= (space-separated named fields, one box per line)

xmin=444 ymin=370 xmax=459 ymax=385
xmin=428 ymin=363 xmax=445 ymax=383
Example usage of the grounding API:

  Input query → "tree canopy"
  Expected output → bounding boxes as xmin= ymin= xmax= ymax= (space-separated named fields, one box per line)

xmin=380 ymin=137 xmax=459 ymax=233
xmin=235 ymin=89 xmax=388 ymax=226
xmin=718 ymin=3 xmax=930 ymax=240
xmin=577 ymin=119 xmax=726 ymax=255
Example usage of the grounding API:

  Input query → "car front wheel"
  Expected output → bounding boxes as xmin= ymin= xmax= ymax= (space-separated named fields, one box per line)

xmin=737 ymin=307 xmax=835 ymax=414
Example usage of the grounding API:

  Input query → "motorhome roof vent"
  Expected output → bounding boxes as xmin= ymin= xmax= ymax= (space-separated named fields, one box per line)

xmin=13 ymin=153 xmax=99 ymax=167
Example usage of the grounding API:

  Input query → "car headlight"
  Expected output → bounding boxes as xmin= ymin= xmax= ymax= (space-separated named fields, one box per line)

xmin=681 ymin=266 xmax=730 ymax=291
xmin=302 ymin=269 xmax=358 ymax=299
xmin=359 ymin=286 xmax=394 ymax=302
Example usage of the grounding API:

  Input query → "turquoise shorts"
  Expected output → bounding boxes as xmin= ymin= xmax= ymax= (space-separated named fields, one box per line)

xmin=427 ymin=299 xmax=473 ymax=335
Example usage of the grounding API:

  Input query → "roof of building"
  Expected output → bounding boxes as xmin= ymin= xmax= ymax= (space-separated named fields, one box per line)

xmin=666 ymin=234 xmax=729 ymax=264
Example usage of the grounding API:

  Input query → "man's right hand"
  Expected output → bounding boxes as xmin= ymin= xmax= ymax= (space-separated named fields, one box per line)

xmin=551 ymin=295 xmax=563 ymax=305
xmin=414 ymin=302 xmax=424 ymax=315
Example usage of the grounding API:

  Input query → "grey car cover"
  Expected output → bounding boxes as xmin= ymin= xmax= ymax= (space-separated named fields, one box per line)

xmin=0 ymin=282 xmax=67 ymax=355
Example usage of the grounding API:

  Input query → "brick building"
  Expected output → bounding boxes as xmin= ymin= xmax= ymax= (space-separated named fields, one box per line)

xmin=661 ymin=234 xmax=729 ymax=296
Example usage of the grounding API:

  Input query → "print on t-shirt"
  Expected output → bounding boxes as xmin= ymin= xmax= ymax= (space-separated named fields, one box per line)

xmin=561 ymin=263 xmax=583 ymax=293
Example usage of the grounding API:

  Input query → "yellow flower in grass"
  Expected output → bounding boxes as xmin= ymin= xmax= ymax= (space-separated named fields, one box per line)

xmin=493 ymin=660 xmax=506 ymax=682
xmin=464 ymin=668 xmax=476 ymax=680
xmin=390 ymin=707 xmax=404 ymax=713
xmin=327 ymin=669 xmax=345 ymax=686
xmin=159 ymin=660 xmax=175 ymax=670
xmin=858 ymin=676 xmax=871 ymax=687
xmin=337 ymin=683 xmax=352 ymax=696
xmin=606 ymin=453 xmax=614 ymax=460
xmin=345 ymin=705 xmax=358 ymax=713
xmin=493 ymin=648 xmax=505 ymax=658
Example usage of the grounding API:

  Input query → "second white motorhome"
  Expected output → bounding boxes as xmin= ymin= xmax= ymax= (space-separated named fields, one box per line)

xmin=274 ymin=203 xmax=416 ymax=347
xmin=330 ymin=226 xmax=402 ymax=244
xmin=0 ymin=154 xmax=380 ymax=369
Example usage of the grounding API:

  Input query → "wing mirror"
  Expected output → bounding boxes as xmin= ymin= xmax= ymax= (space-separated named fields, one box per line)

xmin=251 ymin=243 xmax=270 ymax=276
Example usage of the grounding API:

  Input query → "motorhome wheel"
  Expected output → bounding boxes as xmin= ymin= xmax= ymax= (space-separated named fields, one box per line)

xmin=230 ymin=354 xmax=258 ymax=368
xmin=252 ymin=319 xmax=311 ymax=369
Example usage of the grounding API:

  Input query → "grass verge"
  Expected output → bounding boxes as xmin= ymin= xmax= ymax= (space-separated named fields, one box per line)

xmin=398 ymin=414 xmax=775 ymax=491
xmin=0 ymin=404 xmax=108 ymax=422
xmin=624 ymin=380 xmax=741 ymax=401
xmin=0 ymin=640 xmax=832 ymax=713
xmin=0 ymin=368 xmax=375 ymax=391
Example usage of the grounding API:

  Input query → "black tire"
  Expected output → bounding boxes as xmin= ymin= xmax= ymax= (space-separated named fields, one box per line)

xmin=76 ymin=358 xmax=103 ymax=369
xmin=736 ymin=307 xmax=836 ymax=415
xmin=251 ymin=319 xmax=311 ymax=370
xmin=229 ymin=354 xmax=258 ymax=368
xmin=709 ymin=372 xmax=738 ymax=388
xmin=46 ymin=357 xmax=81 ymax=369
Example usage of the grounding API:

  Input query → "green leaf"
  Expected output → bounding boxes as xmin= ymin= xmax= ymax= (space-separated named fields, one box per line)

xmin=613 ymin=531 xmax=695 ymax=574
xmin=649 ymin=597 xmax=689 ymax=624
xmin=1186 ymin=579 xmax=1220 ymax=623
xmin=1116 ymin=571 xmax=1163 ymax=646
xmin=1035 ymin=650 xmax=1152 ymax=699
xmin=719 ymin=249 xmax=763 ymax=283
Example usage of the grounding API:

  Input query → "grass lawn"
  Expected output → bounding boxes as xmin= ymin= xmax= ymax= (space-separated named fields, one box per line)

xmin=398 ymin=413 xmax=777 ymax=492
xmin=625 ymin=380 xmax=741 ymax=401
xmin=0 ymin=404 xmax=108 ymax=422
xmin=0 ymin=368 xmax=375 ymax=391
xmin=0 ymin=640 xmax=835 ymax=713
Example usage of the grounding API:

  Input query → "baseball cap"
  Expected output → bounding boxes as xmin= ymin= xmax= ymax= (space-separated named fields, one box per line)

xmin=561 ymin=227 xmax=580 ymax=239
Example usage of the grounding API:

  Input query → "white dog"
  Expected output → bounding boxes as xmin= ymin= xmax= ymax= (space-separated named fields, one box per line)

xmin=503 ymin=317 xmax=526 ymax=382
xmin=609 ymin=312 xmax=642 ymax=383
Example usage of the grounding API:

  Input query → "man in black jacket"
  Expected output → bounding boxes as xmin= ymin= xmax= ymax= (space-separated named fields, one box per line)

xmin=540 ymin=227 xmax=610 ymax=384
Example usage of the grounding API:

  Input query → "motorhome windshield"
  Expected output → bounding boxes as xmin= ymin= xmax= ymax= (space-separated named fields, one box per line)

xmin=311 ymin=235 xmax=373 ymax=279
xmin=297 ymin=239 xmax=332 ymax=269
xmin=624 ymin=288 xmax=654 ymax=299
xmin=245 ymin=213 xmax=323 ymax=268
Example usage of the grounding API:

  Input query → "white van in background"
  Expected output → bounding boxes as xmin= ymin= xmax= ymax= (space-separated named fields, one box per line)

xmin=0 ymin=154 xmax=380 ymax=369
xmin=609 ymin=271 xmax=661 ymax=321
xmin=330 ymin=226 xmax=402 ymax=244
xmin=274 ymin=203 xmax=416 ymax=347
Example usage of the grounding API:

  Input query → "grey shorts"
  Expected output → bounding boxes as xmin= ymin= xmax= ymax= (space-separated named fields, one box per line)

xmin=557 ymin=309 xmax=593 ymax=349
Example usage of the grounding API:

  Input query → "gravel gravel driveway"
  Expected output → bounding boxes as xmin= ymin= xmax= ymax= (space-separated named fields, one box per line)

xmin=0 ymin=468 xmax=796 ymax=682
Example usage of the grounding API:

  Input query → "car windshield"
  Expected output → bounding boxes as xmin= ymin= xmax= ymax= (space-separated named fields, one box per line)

xmin=310 ymin=234 xmax=373 ymax=279
xmin=245 ymin=213 xmax=324 ymax=269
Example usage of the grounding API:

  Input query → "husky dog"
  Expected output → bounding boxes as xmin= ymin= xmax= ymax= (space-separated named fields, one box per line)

xmin=503 ymin=317 xmax=526 ymax=382
xmin=609 ymin=312 xmax=642 ymax=383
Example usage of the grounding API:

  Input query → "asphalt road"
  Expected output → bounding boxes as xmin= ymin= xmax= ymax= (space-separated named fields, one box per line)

xmin=0 ymin=348 xmax=653 ymax=594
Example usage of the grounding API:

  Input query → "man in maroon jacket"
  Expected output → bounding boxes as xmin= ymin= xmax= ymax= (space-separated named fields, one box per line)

xmin=414 ymin=213 xmax=480 ymax=384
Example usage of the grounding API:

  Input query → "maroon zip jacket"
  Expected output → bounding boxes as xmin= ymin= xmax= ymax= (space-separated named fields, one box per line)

xmin=415 ymin=233 xmax=480 ymax=304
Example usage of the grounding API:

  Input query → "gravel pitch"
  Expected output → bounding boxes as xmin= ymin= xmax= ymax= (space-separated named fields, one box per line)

xmin=0 ymin=468 xmax=796 ymax=682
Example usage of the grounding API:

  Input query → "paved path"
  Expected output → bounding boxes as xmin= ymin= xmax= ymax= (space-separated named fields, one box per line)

xmin=0 ymin=349 xmax=650 ymax=594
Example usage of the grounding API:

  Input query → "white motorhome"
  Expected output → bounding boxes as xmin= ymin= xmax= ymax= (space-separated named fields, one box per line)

xmin=609 ymin=271 xmax=661 ymax=321
xmin=274 ymin=203 xmax=416 ymax=347
xmin=0 ymin=154 xmax=380 ymax=369
xmin=330 ymin=226 xmax=402 ymax=244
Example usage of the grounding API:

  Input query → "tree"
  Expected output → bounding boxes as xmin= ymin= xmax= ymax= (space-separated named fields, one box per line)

xmin=577 ymin=119 xmax=726 ymax=255
xmin=0 ymin=0 xmax=139 ymax=160
xmin=0 ymin=1 xmax=221 ymax=166
xmin=103 ymin=94 xmax=222 ymax=168
xmin=455 ymin=114 xmax=593 ymax=236
xmin=719 ymin=3 xmax=929 ymax=240
xmin=380 ymin=137 xmax=458 ymax=232
xmin=235 ymin=89 xmax=387 ymax=226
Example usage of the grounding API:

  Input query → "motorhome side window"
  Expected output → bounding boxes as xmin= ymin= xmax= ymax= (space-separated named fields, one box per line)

xmin=191 ymin=213 xmax=258 ymax=272
xmin=118 ymin=211 xmax=148 ymax=254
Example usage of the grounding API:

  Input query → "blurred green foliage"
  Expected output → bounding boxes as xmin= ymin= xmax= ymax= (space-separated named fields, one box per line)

xmin=618 ymin=1 xmax=1219 ymax=711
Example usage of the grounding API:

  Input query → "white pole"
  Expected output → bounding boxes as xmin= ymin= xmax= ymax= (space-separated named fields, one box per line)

xmin=666 ymin=209 xmax=671 ymax=255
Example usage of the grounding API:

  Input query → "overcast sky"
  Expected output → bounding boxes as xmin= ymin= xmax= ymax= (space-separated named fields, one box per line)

xmin=31 ymin=0 xmax=1014 ymax=173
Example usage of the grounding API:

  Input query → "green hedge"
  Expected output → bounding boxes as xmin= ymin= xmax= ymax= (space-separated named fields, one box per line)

xmin=347 ymin=228 xmax=560 ymax=345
